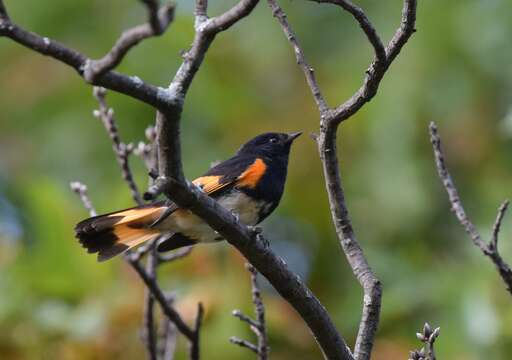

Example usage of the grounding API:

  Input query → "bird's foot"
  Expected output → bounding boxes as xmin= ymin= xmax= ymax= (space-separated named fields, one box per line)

xmin=248 ymin=226 xmax=268 ymax=248
xmin=230 ymin=210 xmax=240 ymax=222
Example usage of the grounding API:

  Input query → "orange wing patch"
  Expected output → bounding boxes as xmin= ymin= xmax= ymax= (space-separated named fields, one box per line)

xmin=193 ymin=175 xmax=231 ymax=195
xmin=237 ymin=158 xmax=267 ymax=189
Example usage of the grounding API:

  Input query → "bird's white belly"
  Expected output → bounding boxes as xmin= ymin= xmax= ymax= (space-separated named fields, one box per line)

xmin=162 ymin=191 xmax=263 ymax=242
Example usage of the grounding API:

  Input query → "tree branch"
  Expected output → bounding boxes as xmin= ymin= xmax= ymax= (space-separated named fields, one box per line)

xmin=70 ymin=182 xmax=97 ymax=216
xmin=83 ymin=2 xmax=175 ymax=82
xmin=8 ymin=0 xmax=410 ymax=357
xmin=429 ymin=121 xmax=512 ymax=295
xmin=155 ymin=0 xmax=260 ymax=185
xmin=229 ymin=337 xmax=259 ymax=354
xmin=267 ymin=1 xmax=327 ymax=112
xmin=189 ymin=303 xmax=204 ymax=360
xmin=231 ymin=264 xmax=269 ymax=359
xmin=93 ymin=87 xmax=144 ymax=205
xmin=144 ymin=177 xmax=353 ymax=360
xmin=0 ymin=0 xmax=174 ymax=111
xmin=311 ymin=0 xmax=386 ymax=64
xmin=128 ymin=257 xmax=196 ymax=341
xmin=268 ymin=1 xmax=417 ymax=359
xmin=143 ymin=244 xmax=158 ymax=360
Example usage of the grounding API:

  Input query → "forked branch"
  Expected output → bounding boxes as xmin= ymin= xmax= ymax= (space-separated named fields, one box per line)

xmin=268 ymin=1 xmax=417 ymax=359
xmin=83 ymin=2 xmax=176 ymax=82
xmin=429 ymin=122 xmax=512 ymax=295
xmin=230 ymin=264 xmax=269 ymax=359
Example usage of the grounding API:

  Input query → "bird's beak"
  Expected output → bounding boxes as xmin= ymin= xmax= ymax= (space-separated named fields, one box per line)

xmin=286 ymin=131 xmax=302 ymax=143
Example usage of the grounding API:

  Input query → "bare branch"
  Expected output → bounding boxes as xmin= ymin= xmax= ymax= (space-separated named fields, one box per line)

xmin=316 ymin=127 xmax=382 ymax=360
xmin=154 ymin=0 xmax=260 ymax=188
xmin=203 ymin=0 xmax=260 ymax=35
xmin=84 ymin=3 xmax=175 ymax=82
xmin=248 ymin=264 xmax=269 ymax=359
xmin=385 ymin=0 xmax=418 ymax=63
xmin=93 ymin=87 xmax=144 ymax=205
xmin=157 ymin=245 xmax=193 ymax=263
xmin=409 ymin=323 xmax=440 ymax=360
xmin=232 ymin=264 xmax=269 ymax=359
xmin=189 ymin=303 xmax=204 ymax=360
xmin=70 ymin=182 xmax=97 ymax=216
xmin=232 ymin=309 xmax=259 ymax=329
xmin=490 ymin=200 xmax=509 ymax=252
xmin=429 ymin=121 xmax=512 ymax=295
xmin=329 ymin=0 xmax=417 ymax=124
xmin=143 ymin=244 xmax=158 ymax=360
xmin=311 ymin=0 xmax=386 ymax=64
xmin=128 ymin=257 xmax=196 ymax=341
xmin=0 ymin=6 xmax=173 ymax=111
xmin=267 ymin=0 xmax=328 ymax=112
xmin=268 ymin=1 xmax=417 ymax=359
xmin=144 ymin=176 xmax=353 ymax=360
xmin=229 ymin=337 xmax=259 ymax=354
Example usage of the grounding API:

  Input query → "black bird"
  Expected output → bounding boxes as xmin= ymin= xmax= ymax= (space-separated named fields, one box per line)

xmin=74 ymin=132 xmax=302 ymax=261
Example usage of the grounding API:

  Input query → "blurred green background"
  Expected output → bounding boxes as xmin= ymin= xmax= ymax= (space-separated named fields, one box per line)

xmin=1 ymin=0 xmax=512 ymax=359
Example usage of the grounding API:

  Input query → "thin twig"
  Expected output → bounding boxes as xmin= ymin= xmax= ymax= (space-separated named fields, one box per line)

xmin=157 ymin=246 xmax=193 ymax=264
xmin=267 ymin=0 xmax=327 ymax=112
xmin=248 ymin=264 xmax=269 ymax=359
xmin=491 ymin=201 xmax=510 ymax=252
xmin=232 ymin=309 xmax=259 ymax=329
xmin=229 ymin=337 xmax=259 ymax=354
xmin=143 ymin=244 xmax=158 ymax=360
xmin=93 ymin=87 xmax=143 ymax=205
xmin=429 ymin=121 xmax=512 ymax=295
xmin=409 ymin=323 xmax=440 ymax=360
xmin=84 ymin=2 xmax=175 ymax=82
xmin=230 ymin=265 xmax=269 ymax=358
xmin=70 ymin=182 xmax=97 ymax=217
xmin=189 ymin=303 xmax=204 ymax=360
xmin=311 ymin=0 xmax=386 ymax=63
xmin=128 ymin=257 xmax=196 ymax=340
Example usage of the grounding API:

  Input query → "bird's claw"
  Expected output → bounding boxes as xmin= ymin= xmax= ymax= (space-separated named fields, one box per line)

xmin=248 ymin=226 xmax=268 ymax=248
xmin=230 ymin=210 xmax=240 ymax=222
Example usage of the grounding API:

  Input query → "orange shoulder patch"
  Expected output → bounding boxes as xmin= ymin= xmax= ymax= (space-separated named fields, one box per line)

xmin=193 ymin=175 xmax=229 ymax=195
xmin=237 ymin=158 xmax=267 ymax=189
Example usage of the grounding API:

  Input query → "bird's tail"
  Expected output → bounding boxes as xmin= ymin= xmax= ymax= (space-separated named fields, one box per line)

xmin=74 ymin=204 xmax=166 ymax=262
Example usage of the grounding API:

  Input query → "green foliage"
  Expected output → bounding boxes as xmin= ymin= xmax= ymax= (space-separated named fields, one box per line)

xmin=1 ymin=0 xmax=512 ymax=359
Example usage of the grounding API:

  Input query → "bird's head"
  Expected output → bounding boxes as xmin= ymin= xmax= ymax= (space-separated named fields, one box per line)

xmin=237 ymin=132 xmax=302 ymax=158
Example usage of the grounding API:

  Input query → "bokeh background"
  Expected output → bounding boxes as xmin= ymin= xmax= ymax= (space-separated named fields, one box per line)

xmin=1 ymin=0 xmax=512 ymax=359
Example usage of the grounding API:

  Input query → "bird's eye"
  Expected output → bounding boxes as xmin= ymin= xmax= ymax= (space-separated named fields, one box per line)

xmin=269 ymin=138 xmax=278 ymax=143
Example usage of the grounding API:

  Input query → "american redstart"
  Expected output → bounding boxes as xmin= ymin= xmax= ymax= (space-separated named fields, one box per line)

xmin=75 ymin=132 xmax=302 ymax=261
